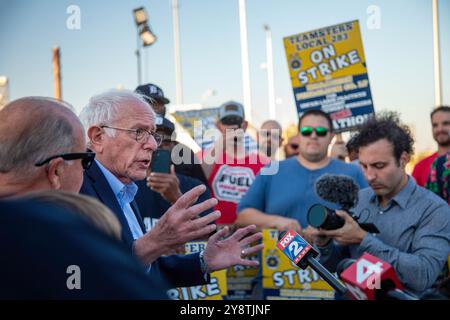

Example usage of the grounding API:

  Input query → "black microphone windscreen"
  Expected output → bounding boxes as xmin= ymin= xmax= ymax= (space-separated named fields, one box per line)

xmin=315 ymin=174 xmax=360 ymax=210
xmin=278 ymin=230 xmax=287 ymax=241
xmin=336 ymin=258 xmax=356 ymax=277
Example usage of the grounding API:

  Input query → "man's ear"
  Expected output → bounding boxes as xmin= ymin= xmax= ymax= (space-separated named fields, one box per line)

xmin=46 ymin=158 xmax=65 ymax=190
xmin=399 ymin=151 xmax=410 ymax=168
xmin=88 ymin=126 xmax=104 ymax=152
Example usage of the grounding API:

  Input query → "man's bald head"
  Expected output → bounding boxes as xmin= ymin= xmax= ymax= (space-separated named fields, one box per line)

xmin=0 ymin=97 xmax=84 ymax=178
xmin=261 ymin=120 xmax=282 ymax=132
xmin=259 ymin=120 xmax=283 ymax=158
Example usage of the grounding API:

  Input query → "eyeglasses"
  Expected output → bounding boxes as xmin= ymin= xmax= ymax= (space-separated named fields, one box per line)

xmin=35 ymin=152 xmax=96 ymax=170
xmin=101 ymin=125 xmax=162 ymax=146
xmin=300 ymin=126 xmax=329 ymax=137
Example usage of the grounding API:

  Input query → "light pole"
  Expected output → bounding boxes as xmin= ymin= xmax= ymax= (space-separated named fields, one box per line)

xmin=238 ymin=0 xmax=253 ymax=123
xmin=432 ymin=0 xmax=442 ymax=107
xmin=172 ymin=0 xmax=183 ymax=105
xmin=264 ymin=25 xmax=276 ymax=119
xmin=133 ymin=7 xmax=157 ymax=86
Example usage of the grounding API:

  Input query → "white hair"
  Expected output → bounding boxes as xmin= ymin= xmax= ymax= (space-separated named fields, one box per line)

xmin=79 ymin=89 xmax=156 ymax=144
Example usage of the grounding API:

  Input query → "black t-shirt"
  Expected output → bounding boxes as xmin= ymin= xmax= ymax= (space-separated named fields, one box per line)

xmin=172 ymin=143 xmax=208 ymax=185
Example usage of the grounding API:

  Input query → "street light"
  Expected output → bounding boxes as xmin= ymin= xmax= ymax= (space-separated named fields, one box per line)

xmin=133 ymin=7 xmax=157 ymax=85
xmin=139 ymin=24 xmax=157 ymax=47
xmin=133 ymin=7 xmax=148 ymax=25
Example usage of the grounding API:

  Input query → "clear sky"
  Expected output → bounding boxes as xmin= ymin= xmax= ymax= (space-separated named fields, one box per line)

xmin=0 ymin=0 xmax=449 ymax=153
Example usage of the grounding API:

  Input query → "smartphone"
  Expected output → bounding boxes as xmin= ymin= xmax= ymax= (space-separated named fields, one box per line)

xmin=150 ymin=149 xmax=171 ymax=174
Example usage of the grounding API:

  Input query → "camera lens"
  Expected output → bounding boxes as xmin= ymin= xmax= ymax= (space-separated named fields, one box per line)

xmin=307 ymin=204 xmax=329 ymax=228
xmin=307 ymin=204 xmax=345 ymax=230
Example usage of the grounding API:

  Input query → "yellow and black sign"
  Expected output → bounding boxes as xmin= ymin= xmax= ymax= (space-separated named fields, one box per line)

xmin=167 ymin=241 xmax=228 ymax=300
xmin=262 ymin=229 xmax=335 ymax=299
xmin=284 ymin=20 xmax=374 ymax=132
xmin=226 ymin=249 xmax=260 ymax=300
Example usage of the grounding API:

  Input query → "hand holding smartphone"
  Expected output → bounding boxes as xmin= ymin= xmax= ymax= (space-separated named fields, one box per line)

xmin=150 ymin=149 xmax=171 ymax=174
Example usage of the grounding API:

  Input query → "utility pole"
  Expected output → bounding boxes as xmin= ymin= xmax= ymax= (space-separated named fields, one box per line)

xmin=432 ymin=0 xmax=442 ymax=107
xmin=172 ymin=0 xmax=184 ymax=105
xmin=52 ymin=47 xmax=62 ymax=100
xmin=264 ymin=25 xmax=276 ymax=119
xmin=238 ymin=0 xmax=253 ymax=123
xmin=136 ymin=35 xmax=142 ymax=85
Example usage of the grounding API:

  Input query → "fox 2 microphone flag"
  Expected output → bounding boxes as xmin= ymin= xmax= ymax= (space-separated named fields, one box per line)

xmin=277 ymin=229 xmax=347 ymax=295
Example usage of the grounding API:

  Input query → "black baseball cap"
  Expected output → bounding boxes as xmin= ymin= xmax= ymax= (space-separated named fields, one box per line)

xmin=135 ymin=83 xmax=170 ymax=105
xmin=155 ymin=115 xmax=175 ymax=135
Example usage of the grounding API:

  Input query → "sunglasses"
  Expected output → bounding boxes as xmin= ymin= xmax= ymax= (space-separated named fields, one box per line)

xmin=300 ymin=126 xmax=329 ymax=137
xmin=221 ymin=116 xmax=243 ymax=127
xmin=35 ymin=152 xmax=96 ymax=170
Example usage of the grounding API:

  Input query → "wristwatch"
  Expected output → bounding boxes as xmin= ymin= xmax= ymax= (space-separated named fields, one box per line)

xmin=199 ymin=250 xmax=211 ymax=274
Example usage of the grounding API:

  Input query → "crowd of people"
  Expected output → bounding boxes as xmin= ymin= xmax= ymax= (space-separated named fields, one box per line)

xmin=0 ymin=82 xmax=449 ymax=300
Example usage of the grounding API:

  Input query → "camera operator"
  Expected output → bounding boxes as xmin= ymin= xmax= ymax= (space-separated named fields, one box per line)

xmin=313 ymin=113 xmax=450 ymax=296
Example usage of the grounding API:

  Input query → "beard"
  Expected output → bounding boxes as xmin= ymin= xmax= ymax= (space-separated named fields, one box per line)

xmin=434 ymin=131 xmax=450 ymax=147
xmin=438 ymin=139 xmax=450 ymax=147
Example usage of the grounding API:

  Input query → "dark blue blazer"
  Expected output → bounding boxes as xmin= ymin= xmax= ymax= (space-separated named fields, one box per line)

xmin=0 ymin=199 xmax=168 ymax=299
xmin=80 ymin=160 xmax=208 ymax=288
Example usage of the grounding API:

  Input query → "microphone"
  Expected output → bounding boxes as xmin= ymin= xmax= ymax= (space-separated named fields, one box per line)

xmin=277 ymin=229 xmax=348 ymax=295
xmin=338 ymin=253 xmax=418 ymax=300
xmin=308 ymin=174 xmax=379 ymax=233
xmin=315 ymin=174 xmax=360 ymax=211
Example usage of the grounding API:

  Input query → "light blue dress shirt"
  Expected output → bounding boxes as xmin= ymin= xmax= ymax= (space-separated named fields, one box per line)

xmin=96 ymin=160 xmax=143 ymax=240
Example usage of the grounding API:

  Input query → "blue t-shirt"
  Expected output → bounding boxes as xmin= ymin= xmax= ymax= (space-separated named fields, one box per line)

xmin=237 ymin=157 xmax=368 ymax=227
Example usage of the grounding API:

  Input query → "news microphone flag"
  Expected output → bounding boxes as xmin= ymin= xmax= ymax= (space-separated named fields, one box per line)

xmin=277 ymin=229 xmax=314 ymax=268
xmin=276 ymin=229 xmax=347 ymax=295
xmin=340 ymin=252 xmax=405 ymax=300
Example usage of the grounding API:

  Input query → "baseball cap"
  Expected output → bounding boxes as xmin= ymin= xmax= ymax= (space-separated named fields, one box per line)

xmin=218 ymin=101 xmax=245 ymax=125
xmin=155 ymin=115 xmax=175 ymax=135
xmin=135 ymin=83 xmax=170 ymax=105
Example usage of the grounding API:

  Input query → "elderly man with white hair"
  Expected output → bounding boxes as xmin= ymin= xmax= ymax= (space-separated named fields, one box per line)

xmin=79 ymin=89 xmax=263 ymax=289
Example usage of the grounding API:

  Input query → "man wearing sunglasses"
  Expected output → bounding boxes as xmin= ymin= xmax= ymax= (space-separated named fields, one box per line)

xmin=0 ymin=97 xmax=90 ymax=197
xmin=0 ymin=97 xmax=177 ymax=298
xmin=0 ymin=95 xmax=262 ymax=295
xmin=237 ymin=109 xmax=367 ymax=239
xmin=284 ymin=133 xmax=301 ymax=159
